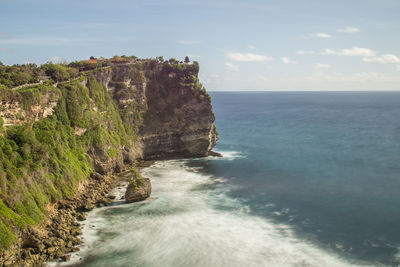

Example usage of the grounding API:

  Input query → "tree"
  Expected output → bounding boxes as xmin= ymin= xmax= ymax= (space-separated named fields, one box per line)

xmin=169 ymin=58 xmax=178 ymax=64
xmin=89 ymin=56 xmax=95 ymax=60
xmin=184 ymin=56 xmax=190 ymax=64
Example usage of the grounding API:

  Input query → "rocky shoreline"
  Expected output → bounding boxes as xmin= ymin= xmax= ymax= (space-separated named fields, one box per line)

xmin=1 ymin=151 xmax=221 ymax=266
xmin=1 ymin=167 xmax=136 ymax=267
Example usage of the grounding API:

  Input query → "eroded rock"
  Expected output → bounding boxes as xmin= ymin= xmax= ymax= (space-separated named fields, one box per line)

xmin=125 ymin=178 xmax=151 ymax=203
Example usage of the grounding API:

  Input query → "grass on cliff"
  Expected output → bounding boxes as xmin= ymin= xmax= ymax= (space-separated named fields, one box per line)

xmin=128 ymin=169 xmax=144 ymax=191
xmin=0 ymin=77 xmax=135 ymax=251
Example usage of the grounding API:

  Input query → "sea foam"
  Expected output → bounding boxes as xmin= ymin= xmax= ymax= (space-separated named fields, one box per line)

xmin=50 ymin=159 xmax=367 ymax=267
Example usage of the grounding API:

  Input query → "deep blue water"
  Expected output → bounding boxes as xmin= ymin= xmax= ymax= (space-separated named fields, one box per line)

xmin=203 ymin=92 xmax=400 ymax=266
xmin=56 ymin=92 xmax=400 ymax=267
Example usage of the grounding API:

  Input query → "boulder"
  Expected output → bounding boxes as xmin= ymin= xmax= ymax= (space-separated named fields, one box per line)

xmin=77 ymin=200 xmax=95 ymax=212
xmin=96 ymin=197 xmax=111 ymax=207
xmin=208 ymin=151 xmax=223 ymax=157
xmin=61 ymin=254 xmax=71 ymax=262
xmin=125 ymin=178 xmax=151 ymax=203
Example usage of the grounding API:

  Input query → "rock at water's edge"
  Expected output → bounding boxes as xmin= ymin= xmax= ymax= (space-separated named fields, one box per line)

xmin=125 ymin=178 xmax=152 ymax=203
xmin=208 ymin=151 xmax=223 ymax=157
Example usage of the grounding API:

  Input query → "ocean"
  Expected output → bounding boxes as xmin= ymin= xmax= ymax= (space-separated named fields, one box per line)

xmin=52 ymin=92 xmax=400 ymax=267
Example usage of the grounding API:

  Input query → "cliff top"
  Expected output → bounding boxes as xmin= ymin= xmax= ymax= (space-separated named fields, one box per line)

xmin=0 ymin=55 xmax=198 ymax=90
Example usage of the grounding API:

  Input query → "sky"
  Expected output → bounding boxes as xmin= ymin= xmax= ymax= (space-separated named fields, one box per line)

xmin=1 ymin=0 xmax=400 ymax=91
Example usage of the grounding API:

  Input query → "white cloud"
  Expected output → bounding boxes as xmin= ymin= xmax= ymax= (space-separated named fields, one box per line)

xmin=315 ymin=63 xmax=331 ymax=69
xmin=322 ymin=49 xmax=337 ymax=55
xmin=363 ymin=54 xmax=400 ymax=64
xmin=341 ymin=47 xmax=375 ymax=57
xmin=323 ymin=47 xmax=400 ymax=66
xmin=281 ymin=57 xmax=297 ymax=64
xmin=258 ymin=76 xmax=268 ymax=81
xmin=226 ymin=52 xmax=272 ymax=62
xmin=296 ymin=50 xmax=314 ymax=55
xmin=397 ymin=66 xmax=400 ymax=72
xmin=313 ymin=33 xmax=332 ymax=38
xmin=248 ymin=45 xmax=256 ymax=50
xmin=225 ymin=62 xmax=240 ymax=71
xmin=177 ymin=40 xmax=199 ymax=45
xmin=337 ymin=26 xmax=360 ymax=33
xmin=323 ymin=47 xmax=376 ymax=57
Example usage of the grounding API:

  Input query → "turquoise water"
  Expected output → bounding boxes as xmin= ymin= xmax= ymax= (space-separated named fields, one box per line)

xmin=208 ymin=92 xmax=400 ymax=266
xmin=55 ymin=92 xmax=400 ymax=267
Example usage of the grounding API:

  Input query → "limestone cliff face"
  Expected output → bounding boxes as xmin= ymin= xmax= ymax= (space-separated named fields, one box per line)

xmin=93 ymin=61 xmax=218 ymax=159
xmin=138 ymin=67 xmax=218 ymax=159
xmin=0 ymin=88 xmax=59 ymax=127
xmin=0 ymin=61 xmax=218 ymax=175
xmin=1 ymin=61 xmax=218 ymax=165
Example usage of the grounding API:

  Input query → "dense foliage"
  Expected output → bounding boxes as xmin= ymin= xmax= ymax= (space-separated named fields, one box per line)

xmin=0 ymin=78 xmax=132 ymax=250
xmin=0 ymin=64 xmax=43 ymax=87
xmin=0 ymin=63 xmax=81 ymax=88
xmin=0 ymin=93 xmax=91 ymax=248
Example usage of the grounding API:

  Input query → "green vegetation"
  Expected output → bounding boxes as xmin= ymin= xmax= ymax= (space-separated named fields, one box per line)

xmin=0 ymin=84 xmax=59 ymax=116
xmin=0 ymin=63 xmax=80 ymax=88
xmin=0 ymin=78 xmax=132 ymax=250
xmin=0 ymin=93 xmax=96 ymax=248
xmin=0 ymin=55 xmax=213 ymax=252
xmin=40 ymin=63 xmax=79 ymax=82
xmin=128 ymin=169 xmax=144 ymax=191
xmin=68 ymin=60 xmax=110 ymax=71
xmin=0 ymin=64 xmax=43 ymax=87
xmin=143 ymin=58 xmax=210 ymax=107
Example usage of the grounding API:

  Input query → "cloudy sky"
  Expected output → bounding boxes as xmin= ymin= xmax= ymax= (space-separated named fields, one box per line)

xmin=1 ymin=0 xmax=400 ymax=91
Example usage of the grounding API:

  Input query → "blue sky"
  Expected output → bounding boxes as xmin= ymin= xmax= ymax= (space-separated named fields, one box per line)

xmin=1 ymin=0 xmax=400 ymax=91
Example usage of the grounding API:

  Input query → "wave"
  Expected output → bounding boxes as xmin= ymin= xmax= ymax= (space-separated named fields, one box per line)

xmin=48 ymin=160 xmax=366 ymax=267
xmin=213 ymin=150 xmax=246 ymax=160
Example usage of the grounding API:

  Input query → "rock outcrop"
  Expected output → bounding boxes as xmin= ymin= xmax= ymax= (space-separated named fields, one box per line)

xmin=0 ymin=88 xmax=59 ymax=127
xmin=93 ymin=61 xmax=219 ymax=159
xmin=1 ymin=61 xmax=218 ymax=160
xmin=125 ymin=178 xmax=151 ymax=203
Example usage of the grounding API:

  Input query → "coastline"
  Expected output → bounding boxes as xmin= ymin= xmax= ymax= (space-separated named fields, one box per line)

xmin=57 ymin=153 xmax=362 ymax=267
xmin=45 ymin=154 xmax=221 ymax=266
xmin=47 ymin=160 xmax=158 ymax=266
xmin=2 ymin=160 xmax=155 ymax=267
xmin=45 ymin=171 xmax=132 ymax=266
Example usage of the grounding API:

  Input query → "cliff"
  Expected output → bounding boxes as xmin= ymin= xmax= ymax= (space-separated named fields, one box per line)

xmin=0 ymin=57 xmax=218 ymax=266
xmin=93 ymin=62 xmax=218 ymax=159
